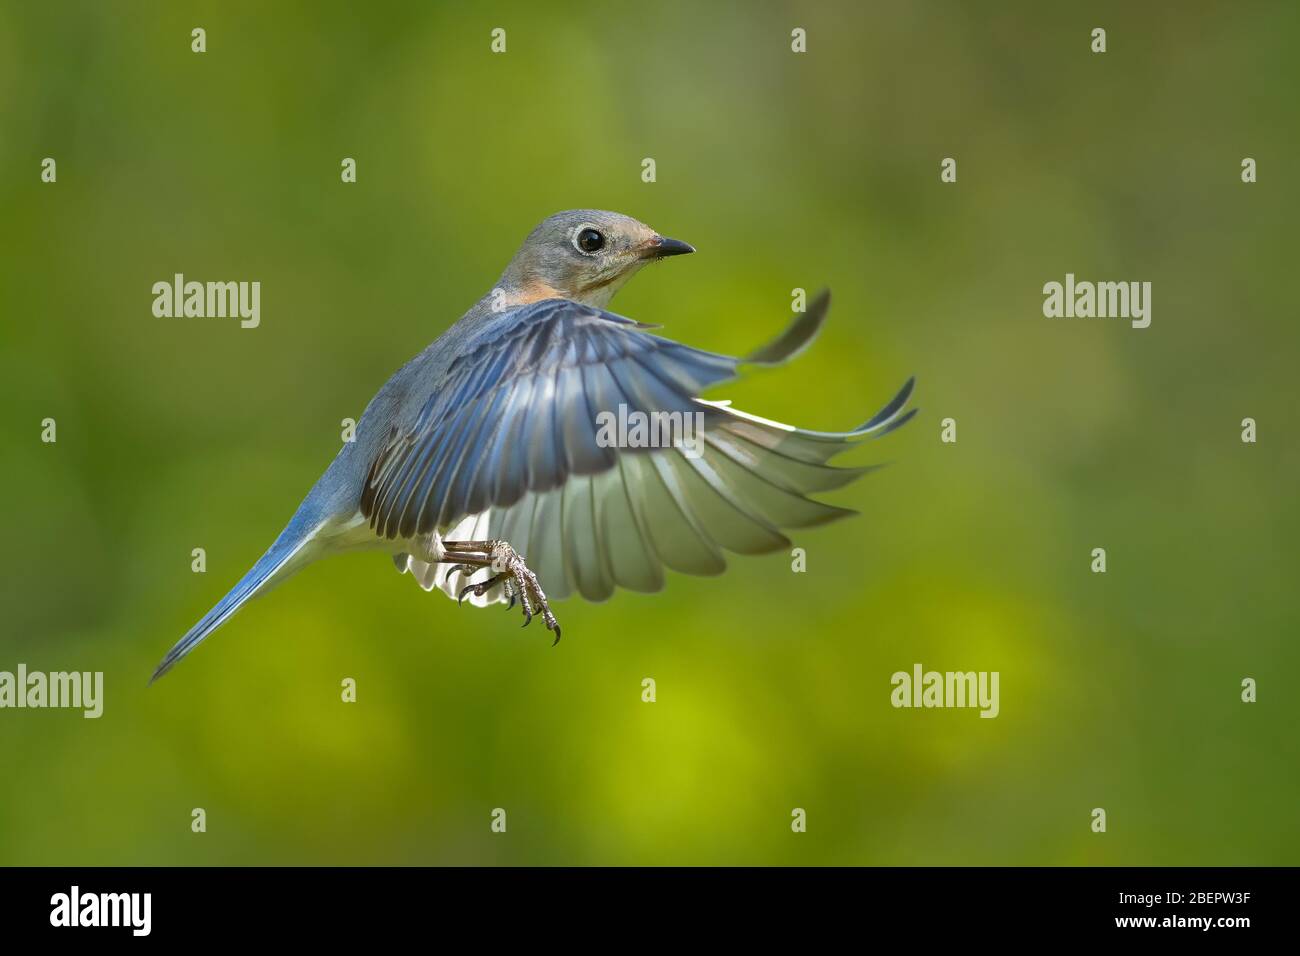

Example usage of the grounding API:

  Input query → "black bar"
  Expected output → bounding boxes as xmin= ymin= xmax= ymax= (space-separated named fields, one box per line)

xmin=0 ymin=867 xmax=1279 ymax=941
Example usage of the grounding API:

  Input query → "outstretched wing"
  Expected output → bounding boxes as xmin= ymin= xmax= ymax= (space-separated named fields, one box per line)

xmin=367 ymin=292 xmax=916 ymax=602
xmin=363 ymin=297 xmax=739 ymax=539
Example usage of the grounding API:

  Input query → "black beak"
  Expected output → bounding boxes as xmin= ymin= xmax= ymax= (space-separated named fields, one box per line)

xmin=646 ymin=236 xmax=696 ymax=259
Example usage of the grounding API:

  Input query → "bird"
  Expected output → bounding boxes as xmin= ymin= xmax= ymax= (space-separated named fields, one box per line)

xmin=150 ymin=209 xmax=915 ymax=682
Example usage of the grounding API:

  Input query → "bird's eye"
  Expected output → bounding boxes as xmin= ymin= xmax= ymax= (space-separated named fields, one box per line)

xmin=575 ymin=228 xmax=605 ymax=253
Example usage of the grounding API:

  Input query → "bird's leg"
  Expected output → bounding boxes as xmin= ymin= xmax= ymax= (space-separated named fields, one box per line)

xmin=439 ymin=540 xmax=561 ymax=644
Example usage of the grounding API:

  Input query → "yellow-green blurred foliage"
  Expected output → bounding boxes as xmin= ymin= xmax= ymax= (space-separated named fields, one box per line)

xmin=1 ymin=1 xmax=1297 ymax=864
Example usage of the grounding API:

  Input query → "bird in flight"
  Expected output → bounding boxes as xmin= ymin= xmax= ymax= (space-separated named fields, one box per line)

xmin=151 ymin=210 xmax=915 ymax=682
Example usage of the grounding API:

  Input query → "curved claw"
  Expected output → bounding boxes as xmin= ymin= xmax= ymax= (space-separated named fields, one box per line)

xmin=444 ymin=541 xmax=560 ymax=643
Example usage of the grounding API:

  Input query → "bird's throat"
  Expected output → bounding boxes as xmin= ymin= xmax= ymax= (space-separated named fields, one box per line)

xmin=497 ymin=280 xmax=567 ymax=308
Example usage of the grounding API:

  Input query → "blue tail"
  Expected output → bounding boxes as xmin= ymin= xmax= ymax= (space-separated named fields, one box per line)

xmin=150 ymin=517 xmax=319 ymax=684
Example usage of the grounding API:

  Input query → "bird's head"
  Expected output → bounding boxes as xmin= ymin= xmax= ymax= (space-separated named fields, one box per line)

xmin=496 ymin=209 xmax=694 ymax=309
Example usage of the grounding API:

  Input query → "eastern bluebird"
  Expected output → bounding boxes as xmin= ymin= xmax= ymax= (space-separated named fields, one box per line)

xmin=151 ymin=210 xmax=915 ymax=681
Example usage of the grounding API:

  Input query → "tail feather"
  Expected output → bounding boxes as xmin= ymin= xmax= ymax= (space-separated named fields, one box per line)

xmin=149 ymin=527 xmax=315 ymax=684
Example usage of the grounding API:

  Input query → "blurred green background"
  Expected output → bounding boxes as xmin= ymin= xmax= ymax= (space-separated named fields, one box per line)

xmin=1 ymin=0 xmax=1297 ymax=865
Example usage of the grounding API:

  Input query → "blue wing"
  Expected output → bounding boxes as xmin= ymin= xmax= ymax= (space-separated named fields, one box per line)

xmin=361 ymin=297 xmax=742 ymax=539
xmin=364 ymin=293 xmax=916 ymax=601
